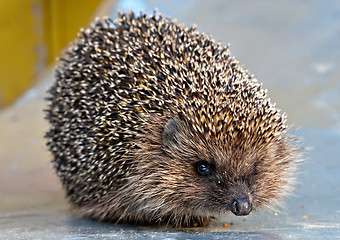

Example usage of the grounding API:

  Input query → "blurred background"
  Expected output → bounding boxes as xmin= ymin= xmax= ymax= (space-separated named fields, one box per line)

xmin=0 ymin=0 xmax=103 ymax=109
xmin=0 ymin=0 xmax=339 ymax=239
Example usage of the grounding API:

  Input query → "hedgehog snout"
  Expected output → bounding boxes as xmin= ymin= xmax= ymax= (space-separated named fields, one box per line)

xmin=231 ymin=197 xmax=252 ymax=216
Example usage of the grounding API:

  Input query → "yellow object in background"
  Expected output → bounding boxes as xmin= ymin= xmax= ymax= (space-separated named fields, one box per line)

xmin=0 ymin=0 xmax=103 ymax=109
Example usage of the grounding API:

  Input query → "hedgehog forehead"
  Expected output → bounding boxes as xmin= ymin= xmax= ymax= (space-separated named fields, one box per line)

xmin=178 ymin=126 xmax=260 ymax=177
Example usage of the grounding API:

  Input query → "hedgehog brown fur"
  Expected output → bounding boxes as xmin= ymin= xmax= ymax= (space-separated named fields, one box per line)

xmin=45 ymin=10 xmax=300 ymax=227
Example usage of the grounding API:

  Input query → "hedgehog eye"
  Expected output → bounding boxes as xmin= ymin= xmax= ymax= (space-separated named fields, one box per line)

xmin=195 ymin=161 xmax=212 ymax=176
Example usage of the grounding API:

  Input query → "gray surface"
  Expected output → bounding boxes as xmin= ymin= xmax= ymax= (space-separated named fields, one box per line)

xmin=1 ymin=0 xmax=340 ymax=239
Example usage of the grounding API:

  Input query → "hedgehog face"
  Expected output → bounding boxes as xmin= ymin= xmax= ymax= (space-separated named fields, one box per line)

xmin=189 ymin=158 xmax=255 ymax=217
xmin=191 ymin=158 xmax=254 ymax=216
xmin=141 ymin=117 xmax=295 ymax=219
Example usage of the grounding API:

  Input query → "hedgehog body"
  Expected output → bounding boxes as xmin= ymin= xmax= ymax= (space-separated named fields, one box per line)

xmin=46 ymin=11 xmax=299 ymax=227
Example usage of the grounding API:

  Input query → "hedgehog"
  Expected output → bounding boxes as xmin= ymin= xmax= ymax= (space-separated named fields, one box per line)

xmin=45 ymin=10 xmax=300 ymax=227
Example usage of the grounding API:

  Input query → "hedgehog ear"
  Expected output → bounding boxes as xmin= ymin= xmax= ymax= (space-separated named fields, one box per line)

xmin=163 ymin=118 xmax=180 ymax=150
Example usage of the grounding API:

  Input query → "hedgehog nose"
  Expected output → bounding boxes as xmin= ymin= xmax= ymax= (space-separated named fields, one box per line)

xmin=231 ymin=198 xmax=252 ymax=216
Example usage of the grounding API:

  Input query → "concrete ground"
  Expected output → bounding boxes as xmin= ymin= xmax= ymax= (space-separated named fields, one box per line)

xmin=1 ymin=0 xmax=339 ymax=239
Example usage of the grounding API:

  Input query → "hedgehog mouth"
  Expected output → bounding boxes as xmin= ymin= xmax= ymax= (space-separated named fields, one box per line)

xmin=230 ymin=197 xmax=252 ymax=216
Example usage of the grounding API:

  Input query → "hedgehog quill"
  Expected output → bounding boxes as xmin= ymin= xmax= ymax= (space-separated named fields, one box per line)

xmin=45 ymin=10 xmax=301 ymax=227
